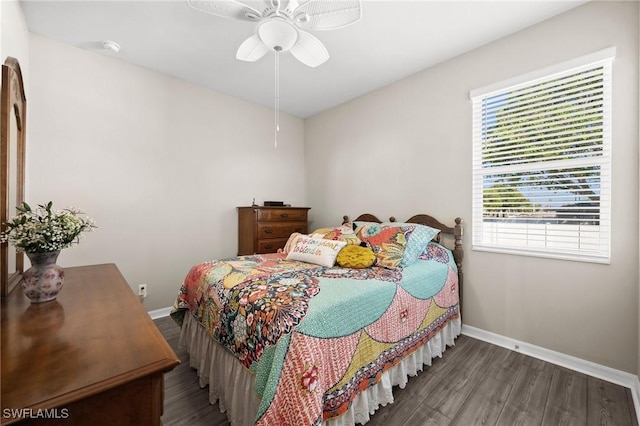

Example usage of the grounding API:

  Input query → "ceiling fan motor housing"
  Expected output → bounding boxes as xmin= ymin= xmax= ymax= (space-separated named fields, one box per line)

xmin=257 ymin=19 xmax=299 ymax=52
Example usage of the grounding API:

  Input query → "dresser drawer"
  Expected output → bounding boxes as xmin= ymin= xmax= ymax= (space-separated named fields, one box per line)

xmin=256 ymin=238 xmax=289 ymax=254
xmin=258 ymin=222 xmax=307 ymax=239
xmin=257 ymin=208 xmax=308 ymax=222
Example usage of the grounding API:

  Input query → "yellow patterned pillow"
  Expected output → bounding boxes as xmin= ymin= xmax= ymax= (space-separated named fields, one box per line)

xmin=336 ymin=245 xmax=376 ymax=269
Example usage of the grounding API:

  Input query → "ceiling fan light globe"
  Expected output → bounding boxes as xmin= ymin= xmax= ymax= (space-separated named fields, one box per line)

xmin=257 ymin=20 xmax=298 ymax=52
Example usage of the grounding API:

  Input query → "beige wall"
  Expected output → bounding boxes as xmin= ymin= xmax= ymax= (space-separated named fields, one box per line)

xmin=27 ymin=35 xmax=307 ymax=311
xmin=1 ymin=0 xmax=30 ymax=170
xmin=1 ymin=0 xmax=29 ymax=84
xmin=305 ymin=1 xmax=639 ymax=373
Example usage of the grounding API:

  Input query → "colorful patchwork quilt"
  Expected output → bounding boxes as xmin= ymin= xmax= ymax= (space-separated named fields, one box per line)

xmin=170 ymin=242 xmax=460 ymax=425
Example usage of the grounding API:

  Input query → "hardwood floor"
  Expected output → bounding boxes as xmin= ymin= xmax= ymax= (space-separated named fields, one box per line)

xmin=156 ymin=316 xmax=638 ymax=426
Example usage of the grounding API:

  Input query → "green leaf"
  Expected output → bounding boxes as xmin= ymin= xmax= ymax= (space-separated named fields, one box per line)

xmin=16 ymin=202 xmax=31 ymax=213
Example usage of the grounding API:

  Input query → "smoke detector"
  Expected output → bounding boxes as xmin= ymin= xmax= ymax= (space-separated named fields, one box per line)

xmin=102 ymin=40 xmax=121 ymax=53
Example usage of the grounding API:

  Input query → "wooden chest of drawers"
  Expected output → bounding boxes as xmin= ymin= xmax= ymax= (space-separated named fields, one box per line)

xmin=237 ymin=206 xmax=310 ymax=255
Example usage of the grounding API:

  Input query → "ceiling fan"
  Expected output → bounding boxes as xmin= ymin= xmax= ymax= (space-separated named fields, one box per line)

xmin=187 ymin=0 xmax=362 ymax=67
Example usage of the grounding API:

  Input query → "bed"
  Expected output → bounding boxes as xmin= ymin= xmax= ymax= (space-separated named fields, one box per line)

xmin=170 ymin=213 xmax=463 ymax=426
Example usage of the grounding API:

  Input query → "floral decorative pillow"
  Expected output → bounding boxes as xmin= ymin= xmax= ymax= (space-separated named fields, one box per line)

xmin=382 ymin=222 xmax=441 ymax=267
xmin=353 ymin=222 xmax=409 ymax=269
xmin=286 ymin=235 xmax=347 ymax=267
xmin=310 ymin=223 xmax=361 ymax=245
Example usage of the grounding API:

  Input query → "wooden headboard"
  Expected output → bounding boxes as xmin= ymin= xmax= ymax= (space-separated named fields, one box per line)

xmin=343 ymin=213 xmax=464 ymax=314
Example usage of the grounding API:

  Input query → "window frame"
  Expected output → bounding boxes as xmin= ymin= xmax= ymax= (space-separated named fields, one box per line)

xmin=470 ymin=47 xmax=615 ymax=264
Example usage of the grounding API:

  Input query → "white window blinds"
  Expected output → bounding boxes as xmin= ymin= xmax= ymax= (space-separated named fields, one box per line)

xmin=471 ymin=48 xmax=614 ymax=263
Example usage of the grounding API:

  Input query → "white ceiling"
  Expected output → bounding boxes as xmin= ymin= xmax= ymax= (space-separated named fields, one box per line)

xmin=21 ymin=0 xmax=588 ymax=118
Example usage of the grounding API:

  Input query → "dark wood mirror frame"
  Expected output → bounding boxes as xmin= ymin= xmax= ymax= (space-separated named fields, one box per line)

xmin=1 ymin=57 xmax=26 ymax=297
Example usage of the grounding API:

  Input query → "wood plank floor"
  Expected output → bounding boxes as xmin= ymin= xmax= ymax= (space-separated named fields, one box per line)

xmin=155 ymin=316 xmax=638 ymax=426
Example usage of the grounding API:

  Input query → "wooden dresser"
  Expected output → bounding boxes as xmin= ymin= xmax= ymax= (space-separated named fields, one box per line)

xmin=237 ymin=206 xmax=311 ymax=255
xmin=0 ymin=264 xmax=180 ymax=425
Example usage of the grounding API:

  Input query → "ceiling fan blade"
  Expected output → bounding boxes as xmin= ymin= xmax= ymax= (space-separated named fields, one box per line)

xmin=236 ymin=34 xmax=270 ymax=62
xmin=187 ymin=0 xmax=262 ymax=21
xmin=292 ymin=0 xmax=361 ymax=30
xmin=289 ymin=30 xmax=329 ymax=67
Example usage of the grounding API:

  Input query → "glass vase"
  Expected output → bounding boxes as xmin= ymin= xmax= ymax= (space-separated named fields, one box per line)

xmin=21 ymin=251 xmax=64 ymax=303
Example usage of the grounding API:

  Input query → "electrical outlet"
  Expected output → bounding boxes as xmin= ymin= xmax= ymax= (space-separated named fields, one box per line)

xmin=138 ymin=284 xmax=147 ymax=299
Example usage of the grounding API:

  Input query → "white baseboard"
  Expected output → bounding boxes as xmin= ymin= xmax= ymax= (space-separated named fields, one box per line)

xmin=148 ymin=306 xmax=172 ymax=320
xmin=462 ymin=324 xmax=640 ymax=422
xmin=632 ymin=376 xmax=640 ymax=423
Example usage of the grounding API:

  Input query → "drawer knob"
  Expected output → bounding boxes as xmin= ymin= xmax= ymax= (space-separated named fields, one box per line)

xmin=264 ymin=229 xmax=273 ymax=234
xmin=264 ymin=244 xmax=273 ymax=249
xmin=294 ymin=228 xmax=302 ymax=232
xmin=280 ymin=213 xmax=289 ymax=218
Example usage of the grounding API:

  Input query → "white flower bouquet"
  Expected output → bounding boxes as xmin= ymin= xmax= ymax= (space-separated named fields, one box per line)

xmin=0 ymin=202 xmax=96 ymax=253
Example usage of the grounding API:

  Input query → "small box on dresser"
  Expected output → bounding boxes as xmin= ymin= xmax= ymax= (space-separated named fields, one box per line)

xmin=237 ymin=206 xmax=311 ymax=255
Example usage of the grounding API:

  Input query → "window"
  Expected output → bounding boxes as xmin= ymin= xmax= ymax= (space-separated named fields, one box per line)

xmin=471 ymin=48 xmax=614 ymax=263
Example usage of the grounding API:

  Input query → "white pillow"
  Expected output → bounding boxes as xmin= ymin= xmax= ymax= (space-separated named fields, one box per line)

xmin=281 ymin=232 xmax=304 ymax=254
xmin=286 ymin=235 xmax=347 ymax=267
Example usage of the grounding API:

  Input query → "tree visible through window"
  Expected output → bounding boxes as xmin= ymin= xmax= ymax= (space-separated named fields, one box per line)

xmin=471 ymin=49 xmax=614 ymax=263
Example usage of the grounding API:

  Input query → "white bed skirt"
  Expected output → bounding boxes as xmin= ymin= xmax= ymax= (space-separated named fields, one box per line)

xmin=179 ymin=314 xmax=462 ymax=426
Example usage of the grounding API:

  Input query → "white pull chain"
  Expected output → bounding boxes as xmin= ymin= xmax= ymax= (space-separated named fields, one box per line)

xmin=274 ymin=49 xmax=280 ymax=148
